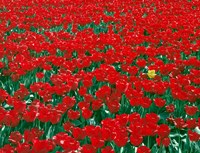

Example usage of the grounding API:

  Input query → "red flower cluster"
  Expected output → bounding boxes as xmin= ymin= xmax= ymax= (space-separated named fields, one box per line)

xmin=0 ymin=0 xmax=200 ymax=152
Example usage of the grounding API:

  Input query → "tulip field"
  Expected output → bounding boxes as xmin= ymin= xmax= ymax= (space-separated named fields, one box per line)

xmin=0 ymin=0 xmax=200 ymax=152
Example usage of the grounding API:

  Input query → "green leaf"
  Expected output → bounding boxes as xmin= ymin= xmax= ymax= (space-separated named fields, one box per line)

xmin=71 ymin=120 xmax=82 ymax=127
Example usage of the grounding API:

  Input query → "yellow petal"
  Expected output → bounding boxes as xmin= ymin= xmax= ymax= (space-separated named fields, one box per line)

xmin=147 ymin=70 xmax=156 ymax=79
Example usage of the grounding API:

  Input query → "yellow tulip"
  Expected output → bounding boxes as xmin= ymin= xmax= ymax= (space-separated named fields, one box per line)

xmin=147 ymin=70 xmax=156 ymax=79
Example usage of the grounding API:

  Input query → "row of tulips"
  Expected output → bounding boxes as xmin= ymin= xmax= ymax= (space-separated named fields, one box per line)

xmin=0 ymin=0 xmax=200 ymax=152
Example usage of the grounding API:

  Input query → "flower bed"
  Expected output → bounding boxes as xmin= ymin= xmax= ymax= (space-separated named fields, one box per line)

xmin=0 ymin=0 xmax=200 ymax=152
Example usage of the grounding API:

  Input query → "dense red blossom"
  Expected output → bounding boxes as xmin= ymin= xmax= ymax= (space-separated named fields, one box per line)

xmin=0 ymin=0 xmax=199 ymax=152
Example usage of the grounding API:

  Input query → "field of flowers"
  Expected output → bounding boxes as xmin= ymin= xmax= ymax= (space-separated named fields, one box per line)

xmin=0 ymin=0 xmax=200 ymax=152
